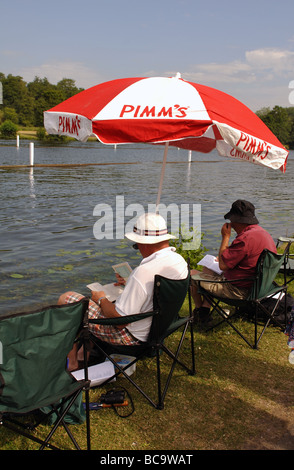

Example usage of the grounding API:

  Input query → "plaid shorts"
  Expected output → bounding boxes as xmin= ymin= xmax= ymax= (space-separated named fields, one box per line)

xmin=64 ymin=292 xmax=140 ymax=346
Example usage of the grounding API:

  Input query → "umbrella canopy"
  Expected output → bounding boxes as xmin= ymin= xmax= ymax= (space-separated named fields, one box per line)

xmin=44 ymin=74 xmax=288 ymax=170
xmin=44 ymin=75 xmax=288 ymax=204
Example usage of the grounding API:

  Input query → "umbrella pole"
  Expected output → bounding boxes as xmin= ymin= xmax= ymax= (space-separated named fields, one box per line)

xmin=156 ymin=142 xmax=169 ymax=212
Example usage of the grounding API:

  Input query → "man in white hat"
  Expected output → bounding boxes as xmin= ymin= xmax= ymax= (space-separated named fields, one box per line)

xmin=59 ymin=212 xmax=188 ymax=370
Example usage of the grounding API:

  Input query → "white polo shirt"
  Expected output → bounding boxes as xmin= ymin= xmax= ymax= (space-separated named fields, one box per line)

xmin=115 ymin=247 xmax=188 ymax=342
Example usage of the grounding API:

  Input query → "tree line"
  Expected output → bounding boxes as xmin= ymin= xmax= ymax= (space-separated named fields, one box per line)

xmin=0 ymin=72 xmax=294 ymax=149
xmin=0 ymin=73 xmax=84 ymax=128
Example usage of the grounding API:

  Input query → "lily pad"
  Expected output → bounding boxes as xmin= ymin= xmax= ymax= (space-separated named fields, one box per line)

xmin=10 ymin=273 xmax=24 ymax=279
xmin=63 ymin=264 xmax=74 ymax=271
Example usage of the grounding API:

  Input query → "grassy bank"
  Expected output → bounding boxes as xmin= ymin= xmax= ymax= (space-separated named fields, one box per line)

xmin=1 ymin=291 xmax=294 ymax=451
xmin=1 ymin=242 xmax=293 ymax=451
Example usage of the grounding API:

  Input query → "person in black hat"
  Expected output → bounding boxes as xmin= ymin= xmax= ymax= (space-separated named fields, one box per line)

xmin=224 ymin=200 xmax=259 ymax=225
xmin=191 ymin=199 xmax=276 ymax=326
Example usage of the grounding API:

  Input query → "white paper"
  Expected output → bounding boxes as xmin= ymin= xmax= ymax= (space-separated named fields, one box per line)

xmin=72 ymin=361 xmax=115 ymax=387
xmin=86 ymin=282 xmax=124 ymax=302
xmin=197 ymin=254 xmax=223 ymax=275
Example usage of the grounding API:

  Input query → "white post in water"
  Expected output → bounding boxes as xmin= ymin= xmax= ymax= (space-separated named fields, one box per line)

xmin=29 ymin=142 xmax=34 ymax=166
xmin=16 ymin=135 xmax=19 ymax=147
xmin=188 ymin=150 xmax=192 ymax=162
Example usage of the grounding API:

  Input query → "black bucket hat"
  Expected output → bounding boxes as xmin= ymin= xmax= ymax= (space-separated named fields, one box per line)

xmin=224 ymin=200 xmax=259 ymax=225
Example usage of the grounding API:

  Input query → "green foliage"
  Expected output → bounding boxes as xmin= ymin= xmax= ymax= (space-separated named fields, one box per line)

xmin=170 ymin=226 xmax=207 ymax=269
xmin=0 ymin=73 xmax=84 ymax=130
xmin=36 ymin=127 xmax=67 ymax=143
xmin=256 ymin=105 xmax=294 ymax=148
xmin=1 ymin=74 xmax=34 ymax=126
xmin=0 ymin=119 xmax=18 ymax=138
xmin=36 ymin=127 xmax=46 ymax=139
xmin=2 ymin=106 xmax=18 ymax=124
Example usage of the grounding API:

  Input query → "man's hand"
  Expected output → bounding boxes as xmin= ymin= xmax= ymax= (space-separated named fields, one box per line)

xmin=221 ymin=222 xmax=232 ymax=238
xmin=91 ymin=290 xmax=106 ymax=304
xmin=218 ymin=223 xmax=231 ymax=271
xmin=114 ymin=273 xmax=126 ymax=286
xmin=91 ymin=289 xmax=125 ymax=324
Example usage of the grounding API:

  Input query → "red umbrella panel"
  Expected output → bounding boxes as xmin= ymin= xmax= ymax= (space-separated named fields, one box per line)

xmin=44 ymin=75 xmax=288 ymax=174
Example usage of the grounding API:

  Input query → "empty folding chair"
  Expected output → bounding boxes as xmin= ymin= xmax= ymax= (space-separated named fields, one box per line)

xmin=0 ymin=299 xmax=91 ymax=450
xmin=276 ymin=236 xmax=294 ymax=283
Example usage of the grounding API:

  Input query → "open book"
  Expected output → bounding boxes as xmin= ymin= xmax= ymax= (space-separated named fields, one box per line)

xmin=86 ymin=282 xmax=124 ymax=302
xmin=197 ymin=254 xmax=223 ymax=275
xmin=87 ymin=262 xmax=132 ymax=302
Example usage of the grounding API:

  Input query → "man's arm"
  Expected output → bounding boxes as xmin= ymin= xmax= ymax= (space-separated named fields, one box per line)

xmin=91 ymin=290 xmax=127 ymax=328
xmin=218 ymin=223 xmax=231 ymax=271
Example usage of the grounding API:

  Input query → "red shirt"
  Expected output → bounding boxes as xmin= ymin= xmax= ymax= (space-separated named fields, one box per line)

xmin=221 ymin=225 xmax=277 ymax=288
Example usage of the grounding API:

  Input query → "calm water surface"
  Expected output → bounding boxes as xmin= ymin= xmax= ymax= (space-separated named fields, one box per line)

xmin=0 ymin=139 xmax=293 ymax=314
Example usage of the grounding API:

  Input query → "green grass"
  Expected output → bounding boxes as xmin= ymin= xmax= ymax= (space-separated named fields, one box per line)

xmin=1 ymin=289 xmax=294 ymax=451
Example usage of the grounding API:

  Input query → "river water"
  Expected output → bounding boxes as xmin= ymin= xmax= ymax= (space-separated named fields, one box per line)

xmin=0 ymin=139 xmax=293 ymax=315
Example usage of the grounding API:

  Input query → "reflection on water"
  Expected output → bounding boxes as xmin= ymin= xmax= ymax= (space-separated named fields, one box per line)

xmin=0 ymin=139 xmax=293 ymax=314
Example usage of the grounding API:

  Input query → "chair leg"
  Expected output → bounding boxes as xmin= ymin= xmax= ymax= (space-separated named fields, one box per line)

xmin=1 ymin=389 xmax=84 ymax=451
xmin=254 ymin=304 xmax=258 ymax=349
xmin=206 ymin=297 xmax=258 ymax=349
xmin=39 ymin=391 xmax=84 ymax=450
xmin=83 ymin=336 xmax=91 ymax=451
xmin=156 ymin=349 xmax=164 ymax=410
xmin=188 ymin=288 xmax=196 ymax=375
xmin=159 ymin=322 xmax=195 ymax=407
xmin=89 ymin=339 xmax=160 ymax=409
xmin=1 ymin=418 xmax=60 ymax=450
xmin=190 ymin=321 xmax=196 ymax=376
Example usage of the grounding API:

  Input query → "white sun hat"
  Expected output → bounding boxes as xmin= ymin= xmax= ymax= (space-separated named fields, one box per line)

xmin=125 ymin=213 xmax=176 ymax=244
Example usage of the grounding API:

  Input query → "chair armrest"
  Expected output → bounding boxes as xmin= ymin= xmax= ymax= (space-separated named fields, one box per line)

xmin=88 ymin=310 xmax=157 ymax=326
xmin=191 ymin=274 xmax=256 ymax=284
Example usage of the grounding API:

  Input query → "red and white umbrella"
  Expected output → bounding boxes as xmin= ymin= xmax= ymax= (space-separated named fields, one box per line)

xmin=44 ymin=74 xmax=288 ymax=204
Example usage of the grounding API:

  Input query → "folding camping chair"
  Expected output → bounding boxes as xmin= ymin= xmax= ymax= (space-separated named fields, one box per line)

xmin=0 ymin=299 xmax=91 ymax=450
xmin=192 ymin=246 xmax=290 ymax=349
xmin=276 ymin=236 xmax=294 ymax=282
xmin=85 ymin=273 xmax=195 ymax=410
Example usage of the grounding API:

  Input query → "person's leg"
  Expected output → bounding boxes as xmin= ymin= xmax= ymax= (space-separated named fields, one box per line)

xmin=190 ymin=268 xmax=216 ymax=308
xmin=190 ymin=269 xmax=214 ymax=325
xmin=59 ymin=291 xmax=140 ymax=369
xmin=190 ymin=271 xmax=250 ymax=326
xmin=58 ymin=291 xmax=87 ymax=370
xmin=58 ymin=291 xmax=74 ymax=305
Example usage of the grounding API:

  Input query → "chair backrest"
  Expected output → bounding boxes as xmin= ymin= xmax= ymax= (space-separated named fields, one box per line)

xmin=0 ymin=299 xmax=88 ymax=414
xmin=148 ymin=274 xmax=190 ymax=342
xmin=249 ymin=249 xmax=287 ymax=300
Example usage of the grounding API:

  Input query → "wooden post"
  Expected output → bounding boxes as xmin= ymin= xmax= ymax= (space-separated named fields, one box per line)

xmin=29 ymin=142 xmax=34 ymax=166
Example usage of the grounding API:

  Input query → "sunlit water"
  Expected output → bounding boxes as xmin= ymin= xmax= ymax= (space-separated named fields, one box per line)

xmin=0 ymin=139 xmax=293 ymax=314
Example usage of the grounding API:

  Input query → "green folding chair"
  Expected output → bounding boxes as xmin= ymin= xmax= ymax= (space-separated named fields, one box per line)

xmin=276 ymin=236 xmax=294 ymax=283
xmin=85 ymin=273 xmax=195 ymax=409
xmin=0 ymin=299 xmax=91 ymax=450
xmin=192 ymin=246 xmax=290 ymax=349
